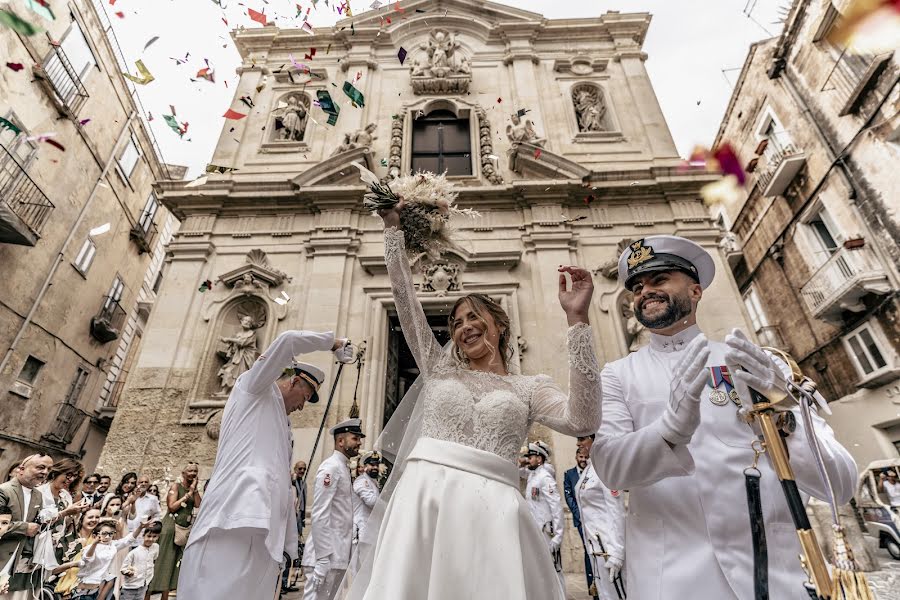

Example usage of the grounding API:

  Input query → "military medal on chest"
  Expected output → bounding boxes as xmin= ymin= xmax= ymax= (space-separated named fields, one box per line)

xmin=708 ymin=366 xmax=739 ymax=406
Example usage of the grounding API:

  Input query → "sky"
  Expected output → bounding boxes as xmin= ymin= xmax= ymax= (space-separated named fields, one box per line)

xmin=96 ymin=0 xmax=789 ymax=177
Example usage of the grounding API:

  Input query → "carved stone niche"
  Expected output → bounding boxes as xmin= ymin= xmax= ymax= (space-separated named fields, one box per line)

xmin=409 ymin=29 xmax=472 ymax=95
xmin=262 ymin=92 xmax=311 ymax=153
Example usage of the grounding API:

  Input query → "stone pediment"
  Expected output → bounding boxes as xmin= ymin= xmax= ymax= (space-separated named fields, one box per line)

xmin=291 ymin=147 xmax=376 ymax=188
xmin=218 ymin=249 xmax=289 ymax=290
xmin=340 ymin=0 xmax=542 ymax=30
xmin=507 ymin=143 xmax=591 ymax=180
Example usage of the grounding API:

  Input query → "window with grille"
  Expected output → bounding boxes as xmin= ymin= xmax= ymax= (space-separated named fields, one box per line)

xmin=843 ymin=322 xmax=889 ymax=379
xmin=46 ymin=366 xmax=90 ymax=445
xmin=411 ymin=109 xmax=472 ymax=176
xmin=74 ymin=237 xmax=97 ymax=274
xmin=138 ymin=193 xmax=159 ymax=233
xmin=104 ymin=275 xmax=125 ymax=309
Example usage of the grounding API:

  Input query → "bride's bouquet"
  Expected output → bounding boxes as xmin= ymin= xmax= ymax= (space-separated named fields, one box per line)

xmin=353 ymin=162 xmax=479 ymax=260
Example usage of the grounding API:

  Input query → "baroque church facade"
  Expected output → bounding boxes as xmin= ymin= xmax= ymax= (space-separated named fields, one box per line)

xmin=99 ymin=0 xmax=753 ymax=566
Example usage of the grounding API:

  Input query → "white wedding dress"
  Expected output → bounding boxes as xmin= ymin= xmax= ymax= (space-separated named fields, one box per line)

xmin=343 ymin=229 xmax=602 ymax=600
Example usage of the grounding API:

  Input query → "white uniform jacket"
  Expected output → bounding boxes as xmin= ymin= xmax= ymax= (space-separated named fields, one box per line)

xmin=188 ymin=330 xmax=335 ymax=563
xmin=352 ymin=473 xmax=379 ymax=542
xmin=574 ymin=461 xmax=625 ymax=564
xmin=591 ymin=325 xmax=857 ymax=600
xmin=525 ymin=465 xmax=564 ymax=549
xmin=302 ymin=450 xmax=354 ymax=570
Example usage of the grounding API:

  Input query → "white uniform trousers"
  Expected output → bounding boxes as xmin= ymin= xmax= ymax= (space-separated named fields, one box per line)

xmin=177 ymin=527 xmax=281 ymax=600
xmin=302 ymin=568 xmax=345 ymax=600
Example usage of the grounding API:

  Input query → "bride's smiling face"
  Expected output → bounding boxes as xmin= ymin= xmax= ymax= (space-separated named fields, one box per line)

xmin=450 ymin=298 xmax=503 ymax=364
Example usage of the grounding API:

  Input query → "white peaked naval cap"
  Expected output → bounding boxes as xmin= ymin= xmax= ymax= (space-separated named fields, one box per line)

xmin=618 ymin=235 xmax=716 ymax=290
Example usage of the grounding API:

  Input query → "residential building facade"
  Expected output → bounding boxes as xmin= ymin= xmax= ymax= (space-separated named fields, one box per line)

xmin=0 ymin=0 xmax=178 ymax=478
xmin=712 ymin=0 xmax=900 ymax=468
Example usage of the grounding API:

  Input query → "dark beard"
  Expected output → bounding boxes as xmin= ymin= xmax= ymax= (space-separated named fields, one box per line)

xmin=635 ymin=293 xmax=692 ymax=329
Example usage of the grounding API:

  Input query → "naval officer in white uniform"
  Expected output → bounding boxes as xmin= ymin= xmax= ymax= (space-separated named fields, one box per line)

xmin=575 ymin=435 xmax=626 ymax=600
xmin=524 ymin=442 xmax=566 ymax=597
xmin=591 ymin=236 xmax=857 ymax=600
xmin=302 ymin=418 xmax=365 ymax=600
xmin=177 ymin=329 xmax=354 ymax=600
xmin=352 ymin=452 xmax=380 ymax=551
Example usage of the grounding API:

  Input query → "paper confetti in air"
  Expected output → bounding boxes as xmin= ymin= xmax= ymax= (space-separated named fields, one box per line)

xmin=316 ymin=90 xmax=340 ymax=126
xmin=0 ymin=9 xmax=43 ymax=35
xmin=5 ymin=62 xmax=24 ymax=72
xmin=122 ymin=60 xmax=155 ymax=85
xmin=143 ymin=36 xmax=160 ymax=52
xmin=25 ymin=0 xmax=55 ymax=21
xmin=0 ymin=116 xmax=22 ymax=135
xmin=343 ymin=81 xmax=365 ymax=107
xmin=223 ymin=109 xmax=247 ymax=120
xmin=397 ymin=47 xmax=407 ymax=65
xmin=248 ymin=8 xmax=267 ymax=26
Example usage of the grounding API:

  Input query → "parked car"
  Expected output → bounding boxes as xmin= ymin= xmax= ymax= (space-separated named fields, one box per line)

xmin=856 ymin=459 xmax=900 ymax=560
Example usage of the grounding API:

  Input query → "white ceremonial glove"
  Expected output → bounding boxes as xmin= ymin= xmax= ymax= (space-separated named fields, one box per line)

xmin=333 ymin=340 xmax=355 ymax=364
xmin=606 ymin=555 xmax=624 ymax=583
xmin=549 ymin=539 xmax=561 ymax=554
xmin=724 ymin=329 xmax=787 ymax=405
xmin=312 ymin=557 xmax=330 ymax=588
xmin=654 ymin=334 xmax=710 ymax=446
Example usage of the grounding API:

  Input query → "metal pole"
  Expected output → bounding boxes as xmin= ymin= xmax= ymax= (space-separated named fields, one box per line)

xmin=302 ymin=361 xmax=346 ymax=485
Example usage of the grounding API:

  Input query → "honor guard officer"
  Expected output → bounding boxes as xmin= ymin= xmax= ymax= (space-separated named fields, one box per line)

xmin=178 ymin=330 xmax=353 ymax=600
xmin=302 ymin=418 xmax=365 ymax=600
xmin=575 ymin=435 xmax=626 ymax=600
xmin=592 ymin=236 xmax=857 ymax=600
xmin=524 ymin=442 xmax=566 ymax=598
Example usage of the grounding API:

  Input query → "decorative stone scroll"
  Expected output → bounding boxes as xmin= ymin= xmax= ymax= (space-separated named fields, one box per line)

xmin=410 ymin=30 xmax=472 ymax=95
xmin=387 ymin=115 xmax=404 ymax=180
xmin=475 ymin=106 xmax=503 ymax=185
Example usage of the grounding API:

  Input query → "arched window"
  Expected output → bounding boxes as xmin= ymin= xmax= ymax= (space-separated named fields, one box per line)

xmin=411 ymin=109 xmax=471 ymax=176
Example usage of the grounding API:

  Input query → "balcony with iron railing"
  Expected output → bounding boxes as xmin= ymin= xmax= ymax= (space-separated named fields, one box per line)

xmin=33 ymin=44 xmax=90 ymax=117
xmin=129 ymin=219 xmax=158 ymax=254
xmin=0 ymin=146 xmax=55 ymax=246
xmin=826 ymin=48 xmax=894 ymax=117
xmin=800 ymin=244 xmax=891 ymax=322
xmin=90 ymin=296 xmax=127 ymax=343
xmin=756 ymin=133 xmax=807 ymax=198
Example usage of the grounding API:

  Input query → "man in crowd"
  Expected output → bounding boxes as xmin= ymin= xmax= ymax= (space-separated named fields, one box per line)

xmin=879 ymin=469 xmax=900 ymax=508
xmin=351 ymin=450 xmax=380 ymax=570
xmin=0 ymin=453 xmax=53 ymax=599
xmin=126 ymin=474 xmax=160 ymax=543
xmin=97 ymin=475 xmax=111 ymax=497
xmin=293 ymin=460 xmax=308 ymax=539
xmin=592 ymin=235 xmax=857 ymax=600
xmin=564 ymin=440 xmax=596 ymax=600
xmin=178 ymin=329 xmax=354 ymax=600
xmin=302 ymin=418 xmax=365 ymax=600
xmin=80 ymin=474 xmax=103 ymax=507
xmin=524 ymin=442 xmax=565 ymax=598
xmin=575 ymin=435 xmax=625 ymax=600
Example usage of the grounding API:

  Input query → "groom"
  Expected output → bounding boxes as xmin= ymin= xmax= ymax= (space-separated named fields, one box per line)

xmin=178 ymin=329 xmax=355 ymax=600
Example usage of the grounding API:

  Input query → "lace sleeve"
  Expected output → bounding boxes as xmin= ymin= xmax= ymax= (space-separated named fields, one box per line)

xmin=529 ymin=323 xmax=602 ymax=436
xmin=384 ymin=227 xmax=443 ymax=375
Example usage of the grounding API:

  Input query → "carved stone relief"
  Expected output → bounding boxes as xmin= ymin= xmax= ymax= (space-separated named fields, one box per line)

xmin=475 ymin=106 xmax=503 ymax=185
xmin=409 ymin=30 xmax=472 ymax=95
xmin=272 ymin=93 xmax=310 ymax=142
xmin=572 ymin=83 xmax=607 ymax=133
xmin=332 ymin=122 xmax=378 ymax=156
xmin=620 ymin=297 xmax=650 ymax=353
xmin=594 ymin=238 xmax=634 ymax=281
xmin=387 ymin=115 xmax=404 ymax=180
xmin=422 ymin=262 xmax=461 ymax=296
xmin=506 ymin=113 xmax=546 ymax=148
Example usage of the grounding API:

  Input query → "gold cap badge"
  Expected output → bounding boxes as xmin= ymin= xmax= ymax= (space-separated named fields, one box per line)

xmin=627 ymin=239 xmax=654 ymax=269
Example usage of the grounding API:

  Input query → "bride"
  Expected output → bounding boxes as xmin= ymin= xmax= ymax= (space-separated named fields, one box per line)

xmin=344 ymin=202 xmax=603 ymax=599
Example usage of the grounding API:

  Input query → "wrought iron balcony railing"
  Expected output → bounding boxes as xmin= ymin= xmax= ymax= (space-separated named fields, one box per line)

xmin=34 ymin=44 xmax=90 ymax=117
xmin=129 ymin=220 xmax=158 ymax=254
xmin=0 ymin=145 xmax=55 ymax=246
xmin=757 ymin=133 xmax=807 ymax=198
xmin=90 ymin=296 xmax=127 ymax=343
xmin=800 ymin=245 xmax=891 ymax=321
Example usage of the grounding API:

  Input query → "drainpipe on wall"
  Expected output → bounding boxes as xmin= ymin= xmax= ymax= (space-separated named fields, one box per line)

xmin=0 ymin=112 xmax=137 ymax=378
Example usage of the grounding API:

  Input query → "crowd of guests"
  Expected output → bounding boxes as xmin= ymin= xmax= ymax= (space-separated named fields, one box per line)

xmin=0 ymin=454 xmax=201 ymax=600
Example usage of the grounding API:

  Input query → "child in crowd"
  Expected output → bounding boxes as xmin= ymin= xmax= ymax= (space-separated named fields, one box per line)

xmin=73 ymin=518 xmax=148 ymax=599
xmin=119 ymin=520 xmax=161 ymax=600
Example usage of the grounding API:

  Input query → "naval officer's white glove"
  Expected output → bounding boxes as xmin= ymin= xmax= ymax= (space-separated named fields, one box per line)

xmin=724 ymin=328 xmax=787 ymax=405
xmin=655 ymin=334 xmax=710 ymax=446
xmin=333 ymin=339 xmax=355 ymax=364
xmin=311 ymin=557 xmax=330 ymax=589
xmin=606 ymin=555 xmax=624 ymax=583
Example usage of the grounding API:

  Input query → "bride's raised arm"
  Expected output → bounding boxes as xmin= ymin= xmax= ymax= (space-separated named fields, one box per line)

xmin=382 ymin=212 xmax=444 ymax=376
xmin=529 ymin=266 xmax=602 ymax=436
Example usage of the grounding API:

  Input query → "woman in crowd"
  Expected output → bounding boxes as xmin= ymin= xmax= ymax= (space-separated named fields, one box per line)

xmin=52 ymin=508 xmax=102 ymax=597
xmin=37 ymin=458 xmax=88 ymax=544
xmin=100 ymin=495 xmax=127 ymax=538
xmin=149 ymin=463 xmax=202 ymax=600
xmin=109 ymin=472 xmax=137 ymax=504
xmin=147 ymin=484 xmax=160 ymax=502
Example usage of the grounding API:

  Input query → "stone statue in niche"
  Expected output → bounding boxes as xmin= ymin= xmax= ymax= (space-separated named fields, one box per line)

xmin=274 ymin=94 xmax=309 ymax=142
xmin=215 ymin=303 xmax=266 ymax=394
xmin=331 ymin=123 xmax=377 ymax=156
xmin=622 ymin=302 xmax=650 ymax=353
xmin=573 ymin=86 xmax=606 ymax=132
xmin=506 ymin=113 xmax=546 ymax=148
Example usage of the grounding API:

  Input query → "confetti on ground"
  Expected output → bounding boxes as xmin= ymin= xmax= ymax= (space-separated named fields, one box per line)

xmin=0 ymin=8 xmax=43 ymax=35
xmin=223 ymin=108 xmax=247 ymax=120
xmin=123 ymin=60 xmax=155 ymax=85
xmin=5 ymin=62 xmax=24 ymax=71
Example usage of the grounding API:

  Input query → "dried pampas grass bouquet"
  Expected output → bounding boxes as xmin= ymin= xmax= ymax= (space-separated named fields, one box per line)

xmin=353 ymin=162 xmax=479 ymax=259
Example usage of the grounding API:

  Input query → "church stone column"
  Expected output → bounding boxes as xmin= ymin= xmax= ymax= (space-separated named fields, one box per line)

xmin=501 ymin=24 xmax=546 ymax=134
